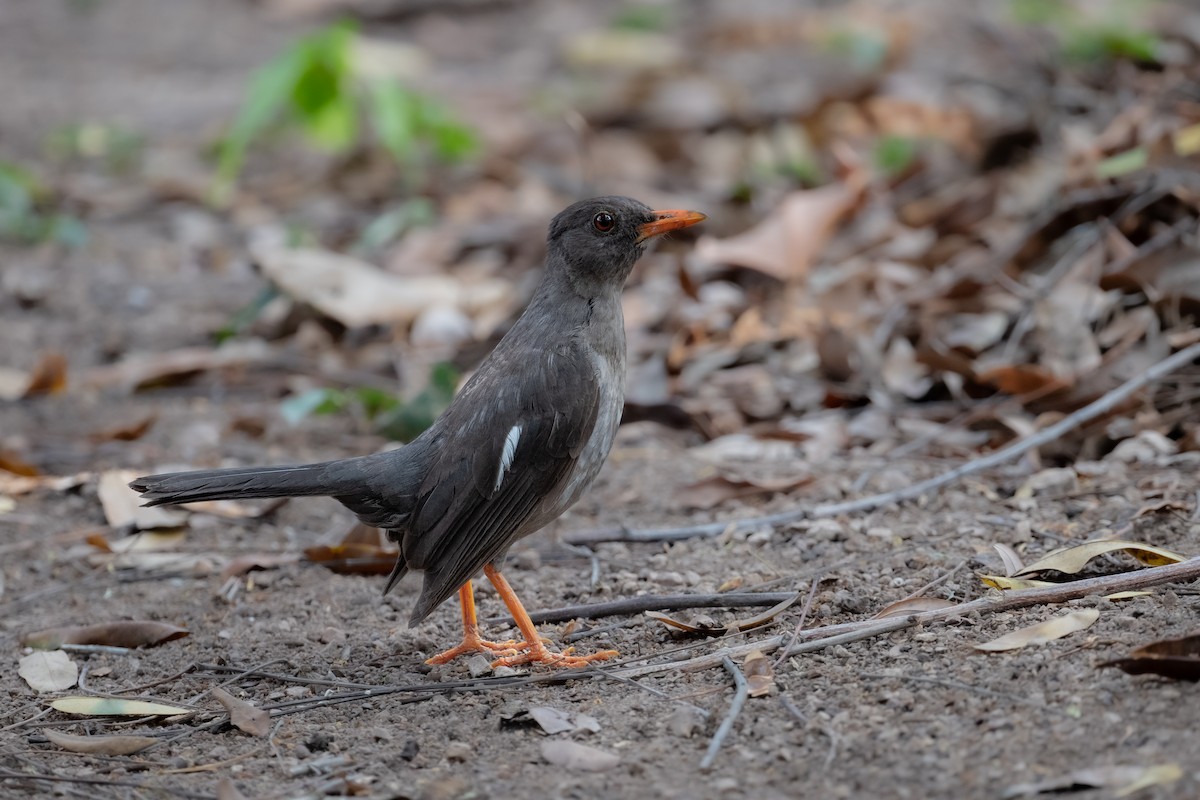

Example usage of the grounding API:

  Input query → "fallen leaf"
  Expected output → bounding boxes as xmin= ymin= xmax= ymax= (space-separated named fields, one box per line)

xmin=23 ymin=352 xmax=68 ymax=396
xmin=1103 ymin=633 xmax=1200 ymax=682
xmin=305 ymin=523 xmax=397 ymax=575
xmin=0 ymin=451 xmax=40 ymax=477
xmin=645 ymin=594 xmax=799 ymax=636
xmin=975 ymin=364 xmax=1070 ymax=396
xmin=212 ymin=687 xmax=271 ymax=736
xmin=180 ymin=497 xmax=287 ymax=520
xmin=540 ymin=740 xmax=619 ymax=772
xmin=743 ymin=649 xmax=775 ymax=698
xmin=217 ymin=777 xmax=249 ymax=800
xmin=97 ymin=470 xmax=188 ymax=530
xmin=19 ymin=650 xmax=78 ymax=692
xmin=82 ymin=340 xmax=273 ymax=392
xmin=696 ymin=180 xmax=864 ymax=281
xmin=23 ymin=621 xmax=189 ymax=650
xmin=252 ymin=241 xmax=510 ymax=328
xmin=978 ymin=574 xmax=1058 ymax=591
xmin=672 ymin=473 xmax=813 ymax=510
xmin=0 ymin=471 xmax=90 ymax=497
xmin=1132 ymin=498 xmax=1190 ymax=519
xmin=1014 ymin=540 xmax=1186 ymax=576
xmin=42 ymin=729 xmax=158 ymax=756
xmin=51 ymin=697 xmax=194 ymax=717
xmin=1002 ymin=763 xmax=1182 ymax=799
xmin=220 ymin=552 xmax=302 ymax=580
xmin=974 ymin=608 xmax=1099 ymax=652
xmin=992 ymin=543 xmax=1025 ymax=577
xmin=872 ymin=597 xmax=958 ymax=619
xmin=1103 ymin=590 xmax=1152 ymax=601
xmin=88 ymin=414 xmax=158 ymax=443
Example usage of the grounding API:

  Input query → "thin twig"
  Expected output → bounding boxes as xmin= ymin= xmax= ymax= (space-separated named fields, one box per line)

xmin=699 ymin=656 xmax=748 ymax=771
xmin=564 ymin=341 xmax=1200 ymax=544
xmin=484 ymin=591 xmax=801 ymax=626
xmin=772 ymin=576 xmax=820 ymax=671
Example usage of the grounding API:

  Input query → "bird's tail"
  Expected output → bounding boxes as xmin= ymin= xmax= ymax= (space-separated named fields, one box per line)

xmin=131 ymin=459 xmax=373 ymax=507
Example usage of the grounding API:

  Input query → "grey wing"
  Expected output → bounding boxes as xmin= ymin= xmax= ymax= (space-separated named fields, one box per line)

xmin=401 ymin=344 xmax=600 ymax=623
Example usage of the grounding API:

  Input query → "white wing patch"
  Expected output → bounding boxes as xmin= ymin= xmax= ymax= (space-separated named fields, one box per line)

xmin=494 ymin=424 xmax=522 ymax=492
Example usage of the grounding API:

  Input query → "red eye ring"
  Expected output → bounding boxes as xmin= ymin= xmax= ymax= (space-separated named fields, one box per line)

xmin=593 ymin=212 xmax=615 ymax=232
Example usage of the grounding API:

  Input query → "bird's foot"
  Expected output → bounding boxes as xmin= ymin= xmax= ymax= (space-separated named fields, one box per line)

xmin=489 ymin=643 xmax=618 ymax=669
xmin=425 ymin=633 xmax=522 ymax=665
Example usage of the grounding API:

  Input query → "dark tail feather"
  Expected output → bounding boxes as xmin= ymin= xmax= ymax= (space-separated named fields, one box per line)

xmin=131 ymin=459 xmax=370 ymax=506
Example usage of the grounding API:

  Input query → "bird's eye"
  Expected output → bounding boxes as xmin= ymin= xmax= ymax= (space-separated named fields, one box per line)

xmin=592 ymin=212 xmax=615 ymax=233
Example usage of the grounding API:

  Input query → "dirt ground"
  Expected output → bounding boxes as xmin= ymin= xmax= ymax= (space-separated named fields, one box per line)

xmin=2 ymin=1 xmax=1199 ymax=799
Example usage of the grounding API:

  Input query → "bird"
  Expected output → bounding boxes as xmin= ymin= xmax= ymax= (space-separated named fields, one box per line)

xmin=131 ymin=196 xmax=706 ymax=668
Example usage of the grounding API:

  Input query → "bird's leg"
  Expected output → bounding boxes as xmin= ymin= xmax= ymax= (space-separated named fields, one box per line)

xmin=482 ymin=564 xmax=618 ymax=668
xmin=424 ymin=580 xmax=522 ymax=665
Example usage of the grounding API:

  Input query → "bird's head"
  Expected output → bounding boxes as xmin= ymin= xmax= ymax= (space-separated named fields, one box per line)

xmin=546 ymin=196 xmax=706 ymax=294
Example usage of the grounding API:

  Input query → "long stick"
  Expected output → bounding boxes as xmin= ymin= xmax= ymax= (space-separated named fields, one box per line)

xmin=565 ymin=341 xmax=1200 ymax=545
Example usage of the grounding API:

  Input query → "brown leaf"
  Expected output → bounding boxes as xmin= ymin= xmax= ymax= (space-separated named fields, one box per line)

xmin=305 ymin=523 xmax=397 ymax=575
xmin=872 ymin=597 xmax=958 ymax=619
xmin=696 ymin=181 xmax=864 ymax=281
xmin=220 ymin=553 xmax=302 ymax=580
xmin=23 ymin=352 xmax=68 ymax=397
xmin=0 ymin=450 xmax=40 ymax=477
xmin=42 ymin=729 xmax=158 ymax=756
xmin=976 ymin=364 xmax=1071 ymax=396
xmin=743 ymin=649 xmax=775 ymax=698
xmin=23 ymin=621 xmax=189 ymax=650
xmin=88 ymin=414 xmax=158 ymax=443
xmin=646 ymin=594 xmax=799 ymax=636
xmin=673 ymin=473 xmax=813 ymax=511
xmin=212 ymin=687 xmax=271 ymax=737
xmin=1103 ymin=633 xmax=1200 ymax=682
xmin=82 ymin=340 xmax=273 ymax=392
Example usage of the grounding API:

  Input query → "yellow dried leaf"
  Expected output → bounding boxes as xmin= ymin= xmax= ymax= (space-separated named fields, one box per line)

xmin=1015 ymin=540 xmax=1185 ymax=576
xmin=974 ymin=608 xmax=1099 ymax=652
xmin=872 ymin=597 xmax=958 ymax=619
xmin=978 ymin=574 xmax=1057 ymax=591
xmin=1103 ymin=591 xmax=1152 ymax=601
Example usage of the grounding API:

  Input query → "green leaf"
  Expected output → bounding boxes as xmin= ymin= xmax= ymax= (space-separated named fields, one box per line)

xmin=1095 ymin=146 xmax=1148 ymax=179
xmin=367 ymin=80 xmax=417 ymax=163
xmin=874 ymin=135 xmax=919 ymax=177
xmin=375 ymin=363 xmax=459 ymax=442
xmin=51 ymin=697 xmax=193 ymax=717
xmin=280 ymin=388 xmax=347 ymax=426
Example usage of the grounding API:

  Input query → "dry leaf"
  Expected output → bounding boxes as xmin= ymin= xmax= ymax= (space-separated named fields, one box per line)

xmin=82 ymin=340 xmax=273 ymax=392
xmin=696 ymin=181 xmax=863 ymax=281
xmin=1015 ymin=540 xmax=1186 ymax=576
xmin=743 ymin=649 xmax=775 ymax=698
xmin=23 ymin=621 xmax=189 ymax=650
xmin=97 ymin=470 xmax=187 ymax=530
xmin=19 ymin=650 xmax=78 ymax=692
xmin=992 ymin=543 xmax=1025 ymax=577
xmin=217 ymin=777 xmax=249 ymax=800
xmin=252 ymin=241 xmax=510 ymax=328
xmin=540 ymin=740 xmax=619 ymax=772
xmin=1002 ymin=763 xmax=1182 ymax=799
xmin=180 ymin=497 xmax=287 ymax=520
xmin=1103 ymin=633 xmax=1200 ymax=682
xmin=88 ymin=414 xmax=158 ymax=443
xmin=0 ymin=451 xmax=40 ymax=477
xmin=220 ymin=553 xmax=302 ymax=580
xmin=501 ymin=706 xmax=600 ymax=736
xmin=42 ymin=729 xmax=158 ymax=756
xmin=975 ymin=364 xmax=1070 ymax=396
xmin=974 ymin=608 xmax=1099 ymax=652
xmin=672 ymin=473 xmax=813 ymax=510
xmin=645 ymin=594 xmax=798 ymax=636
xmin=213 ymin=687 xmax=271 ymax=736
xmin=305 ymin=523 xmax=397 ymax=575
xmin=23 ymin=352 xmax=68 ymax=396
xmin=978 ymin=574 xmax=1057 ymax=591
xmin=51 ymin=697 xmax=193 ymax=717
xmin=872 ymin=597 xmax=958 ymax=619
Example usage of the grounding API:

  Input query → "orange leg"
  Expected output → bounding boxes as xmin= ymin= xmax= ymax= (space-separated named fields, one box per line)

xmin=482 ymin=564 xmax=618 ymax=669
xmin=424 ymin=580 xmax=523 ymax=665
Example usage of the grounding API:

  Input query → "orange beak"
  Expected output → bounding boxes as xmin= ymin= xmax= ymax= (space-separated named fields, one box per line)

xmin=637 ymin=209 xmax=707 ymax=243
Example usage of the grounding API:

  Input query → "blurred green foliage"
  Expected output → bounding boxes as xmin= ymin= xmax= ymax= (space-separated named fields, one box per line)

xmin=280 ymin=362 xmax=459 ymax=443
xmin=873 ymin=135 xmax=919 ymax=178
xmin=611 ymin=3 xmax=672 ymax=32
xmin=0 ymin=161 xmax=87 ymax=248
xmin=215 ymin=20 xmax=477 ymax=202
xmin=47 ymin=123 xmax=144 ymax=172
xmin=1011 ymin=0 xmax=1161 ymax=63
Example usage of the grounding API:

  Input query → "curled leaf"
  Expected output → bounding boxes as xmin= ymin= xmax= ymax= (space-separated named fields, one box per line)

xmin=1015 ymin=541 xmax=1185 ymax=576
xmin=978 ymin=574 xmax=1058 ymax=591
xmin=1102 ymin=633 xmax=1200 ymax=682
xmin=645 ymin=594 xmax=798 ymax=636
xmin=743 ymin=649 xmax=775 ymax=698
xmin=213 ymin=687 xmax=270 ymax=736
